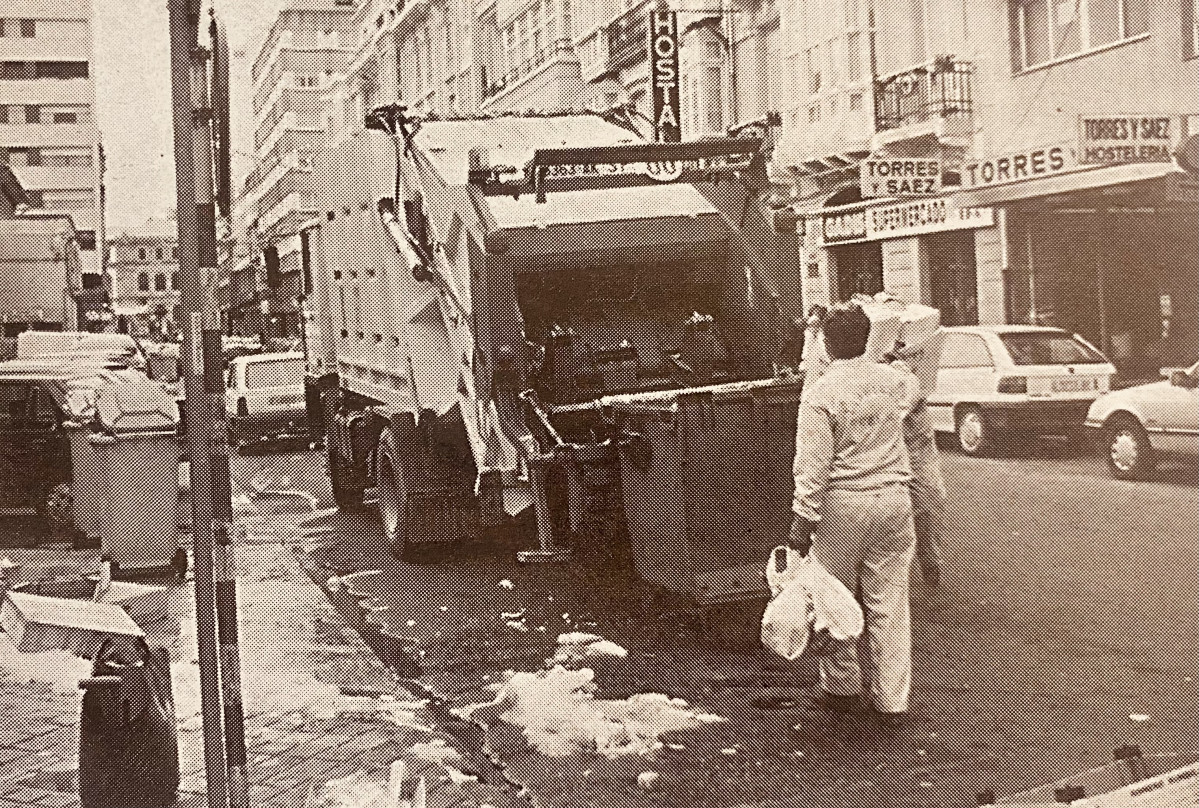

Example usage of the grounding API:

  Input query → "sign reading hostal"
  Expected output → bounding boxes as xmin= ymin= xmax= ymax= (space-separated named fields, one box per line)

xmin=1079 ymin=115 xmax=1176 ymax=165
xmin=649 ymin=11 xmax=681 ymax=142
xmin=860 ymin=158 xmax=942 ymax=197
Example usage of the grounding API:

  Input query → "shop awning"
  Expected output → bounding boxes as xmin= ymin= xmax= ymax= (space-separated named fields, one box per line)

xmin=952 ymin=161 xmax=1189 ymax=207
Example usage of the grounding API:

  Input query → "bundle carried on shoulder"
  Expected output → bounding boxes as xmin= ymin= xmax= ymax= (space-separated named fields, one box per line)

xmin=850 ymin=292 xmax=944 ymax=397
xmin=760 ymin=546 xmax=865 ymax=660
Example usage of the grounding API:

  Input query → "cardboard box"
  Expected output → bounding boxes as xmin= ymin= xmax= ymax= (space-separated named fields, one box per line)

xmin=1 ymin=591 xmax=144 ymax=658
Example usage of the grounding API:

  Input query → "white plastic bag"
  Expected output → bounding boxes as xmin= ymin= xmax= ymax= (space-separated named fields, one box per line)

xmin=760 ymin=547 xmax=865 ymax=660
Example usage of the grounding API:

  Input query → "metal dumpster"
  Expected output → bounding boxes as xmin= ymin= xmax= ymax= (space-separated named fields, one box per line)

xmin=89 ymin=381 xmax=181 ymax=574
xmin=612 ymin=377 xmax=803 ymax=606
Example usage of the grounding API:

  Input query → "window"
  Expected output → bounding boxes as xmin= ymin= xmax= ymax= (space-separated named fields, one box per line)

xmin=52 ymin=111 xmax=77 ymax=124
xmin=77 ymin=230 xmax=96 ymax=250
xmin=138 ymin=272 xmax=150 ymax=292
xmin=1187 ymin=0 xmax=1199 ymax=57
xmin=0 ymin=62 xmax=34 ymax=80
xmin=0 ymin=384 xmax=32 ymax=428
xmin=25 ymin=105 xmax=40 ymax=124
xmin=155 ymin=274 xmax=167 ymax=291
xmin=999 ymin=332 xmax=1106 ymax=365
xmin=171 ymin=247 xmax=178 ymax=260
xmin=34 ymin=61 xmax=89 ymax=79
xmin=245 ymin=358 xmax=303 ymax=388
xmin=156 ymin=247 xmax=164 ymax=260
xmin=1012 ymin=0 xmax=1149 ymax=70
xmin=138 ymin=247 xmax=147 ymax=261
xmin=171 ymin=272 xmax=179 ymax=290
xmin=939 ymin=334 xmax=994 ymax=368
xmin=295 ymin=74 xmax=318 ymax=88
xmin=21 ymin=19 xmax=35 ymax=38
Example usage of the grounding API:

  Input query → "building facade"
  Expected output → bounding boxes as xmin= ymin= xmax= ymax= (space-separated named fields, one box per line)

xmin=106 ymin=218 xmax=181 ymax=340
xmin=777 ymin=0 xmax=1198 ymax=377
xmin=227 ymin=0 xmax=354 ymax=339
xmin=0 ymin=0 xmax=103 ymax=278
xmin=324 ymin=0 xmax=781 ymax=145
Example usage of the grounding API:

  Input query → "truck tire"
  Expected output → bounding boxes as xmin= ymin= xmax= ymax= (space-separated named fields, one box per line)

xmin=329 ymin=447 xmax=367 ymax=511
xmin=375 ymin=425 xmax=412 ymax=560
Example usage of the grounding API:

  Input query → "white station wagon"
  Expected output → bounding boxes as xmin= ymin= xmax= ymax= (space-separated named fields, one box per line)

xmin=927 ymin=325 xmax=1116 ymax=455
xmin=1084 ymin=360 xmax=1199 ymax=479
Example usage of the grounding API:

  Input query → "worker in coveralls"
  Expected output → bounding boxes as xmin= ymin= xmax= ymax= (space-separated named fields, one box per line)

xmin=790 ymin=303 xmax=920 ymax=723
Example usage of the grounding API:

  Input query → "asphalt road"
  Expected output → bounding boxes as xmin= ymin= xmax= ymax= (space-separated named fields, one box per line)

xmin=239 ymin=440 xmax=1198 ymax=806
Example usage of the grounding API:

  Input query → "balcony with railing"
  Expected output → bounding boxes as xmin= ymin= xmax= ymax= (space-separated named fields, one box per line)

xmin=605 ymin=8 xmax=648 ymax=72
xmin=873 ymin=57 xmax=973 ymax=144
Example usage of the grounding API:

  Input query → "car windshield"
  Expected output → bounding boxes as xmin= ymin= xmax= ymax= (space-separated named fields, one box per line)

xmin=999 ymin=332 xmax=1107 ymax=366
xmin=245 ymin=358 xmax=302 ymax=388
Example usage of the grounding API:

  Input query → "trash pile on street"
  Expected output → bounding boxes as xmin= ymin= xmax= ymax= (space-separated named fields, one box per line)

xmin=464 ymin=632 xmax=725 ymax=758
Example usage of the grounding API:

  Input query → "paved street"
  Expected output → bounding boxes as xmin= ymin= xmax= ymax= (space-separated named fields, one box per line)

xmin=277 ymin=441 xmax=1198 ymax=807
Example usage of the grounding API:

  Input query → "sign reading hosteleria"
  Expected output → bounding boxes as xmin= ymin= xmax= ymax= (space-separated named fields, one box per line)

xmin=1078 ymin=115 xmax=1176 ymax=165
xmin=821 ymin=198 xmax=993 ymax=244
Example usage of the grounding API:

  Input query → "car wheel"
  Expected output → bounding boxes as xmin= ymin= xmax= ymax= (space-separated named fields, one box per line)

xmin=1105 ymin=417 xmax=1155 ymax=480
xmin=955 ymin=406 xmax=992 ymax=456
xmin=375 ymin=426 xmax=411 ymax=561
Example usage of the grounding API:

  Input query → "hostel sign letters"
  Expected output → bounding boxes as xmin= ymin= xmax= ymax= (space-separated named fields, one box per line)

xmin=649 ymin=11 xmax=681 ymax=143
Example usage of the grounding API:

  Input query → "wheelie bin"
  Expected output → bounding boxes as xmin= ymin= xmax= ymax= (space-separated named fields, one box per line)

xmin=89 ymin=380 xmax=181 ymax=574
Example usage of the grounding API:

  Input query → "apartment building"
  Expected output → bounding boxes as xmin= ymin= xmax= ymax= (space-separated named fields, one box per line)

xmin=228 ymin=0 xmax=354 ymax=338
xmin=325 ymin=0 xmax=781 ymax=144
xmin=778 ymin=0 xmax=1198 ymax=375
xmin=0 ymin=0 xmax=102 ymax=278
xmin=106 ymin=218 xmax=180 ymax=339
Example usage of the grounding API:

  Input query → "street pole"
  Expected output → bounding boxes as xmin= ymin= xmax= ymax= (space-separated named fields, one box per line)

xmin=167 ymin=2 xmax=233 ymax=807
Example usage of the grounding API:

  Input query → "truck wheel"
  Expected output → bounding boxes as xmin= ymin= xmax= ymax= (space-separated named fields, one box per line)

xmin=329 ymin=448 xmax=367 ymax=511
xmin=375 ymin=426 xmax=411 ymax=560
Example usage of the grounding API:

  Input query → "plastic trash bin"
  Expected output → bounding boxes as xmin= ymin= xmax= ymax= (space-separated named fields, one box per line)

xmin=89 ymin=381 xmax=181 ymax=574
xmin=62 ymin=387 xmax=104 ymax=547
xmin=613 ymin=378 xmax=803 ymax=606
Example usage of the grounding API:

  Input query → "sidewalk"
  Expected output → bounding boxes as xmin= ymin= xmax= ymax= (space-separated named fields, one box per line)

xmin=0 ymin=512 xmax=525 ymax=808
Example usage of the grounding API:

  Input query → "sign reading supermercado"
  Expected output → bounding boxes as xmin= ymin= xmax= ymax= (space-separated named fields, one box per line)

xmin=821 ymin=198 xmax=993 ymax=244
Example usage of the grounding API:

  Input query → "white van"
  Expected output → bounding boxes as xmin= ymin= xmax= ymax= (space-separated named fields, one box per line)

xmin=224 ymin=352 xmax=306 ymax=448
xmin=927 ymin=325 xmax=1115 ymax=455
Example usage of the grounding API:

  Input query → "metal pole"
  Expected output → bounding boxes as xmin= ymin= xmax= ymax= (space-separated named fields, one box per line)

xmin=167 ymin=2 xmax=227 ymax=807
xmin=203 ymin=13 xmax=248 ymax=807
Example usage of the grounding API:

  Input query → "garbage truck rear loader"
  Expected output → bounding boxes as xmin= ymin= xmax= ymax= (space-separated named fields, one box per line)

xmin=302 ymin=106 xmax=801 ymax=596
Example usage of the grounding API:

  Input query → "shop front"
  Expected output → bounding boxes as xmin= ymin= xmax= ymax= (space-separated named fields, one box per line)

xmin=799 ymin=193 xmax=998 ymax=325
xmin=956 ymin=133 xmax=1199 ymax=380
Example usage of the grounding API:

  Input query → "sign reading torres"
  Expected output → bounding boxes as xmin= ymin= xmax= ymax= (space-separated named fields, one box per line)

xmin=649 ymin=11 xmax=681 ymax=142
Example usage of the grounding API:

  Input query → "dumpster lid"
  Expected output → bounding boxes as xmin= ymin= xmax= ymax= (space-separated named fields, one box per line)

xmin=95 ymin=378 xmax=180 ymax=433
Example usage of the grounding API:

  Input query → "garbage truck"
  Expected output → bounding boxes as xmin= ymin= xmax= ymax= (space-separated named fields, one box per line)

xmin=301 ymin=104 xmax=807 ymax=603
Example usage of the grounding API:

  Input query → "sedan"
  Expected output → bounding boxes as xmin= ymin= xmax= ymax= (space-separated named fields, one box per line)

xmin=1084 ymin=360 xmax=1199 ymax=479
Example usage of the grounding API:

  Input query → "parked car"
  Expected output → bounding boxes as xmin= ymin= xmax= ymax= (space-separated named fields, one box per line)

xmin=224 ymin=352 xmax=306 ymax=448
xmin=1084 ymin=360 xmax=1199 ymax=479
xmin=927 ymin=325 xmax=1116 ymax=455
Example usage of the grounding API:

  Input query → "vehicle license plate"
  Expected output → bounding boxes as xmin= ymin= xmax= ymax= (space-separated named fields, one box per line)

xmin=1051 ymin=376 xmax=1095 ymax=392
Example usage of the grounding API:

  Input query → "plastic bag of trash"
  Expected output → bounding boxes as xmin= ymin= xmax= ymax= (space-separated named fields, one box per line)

xmin=761 ymin=547 xmax=864 ymax=660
